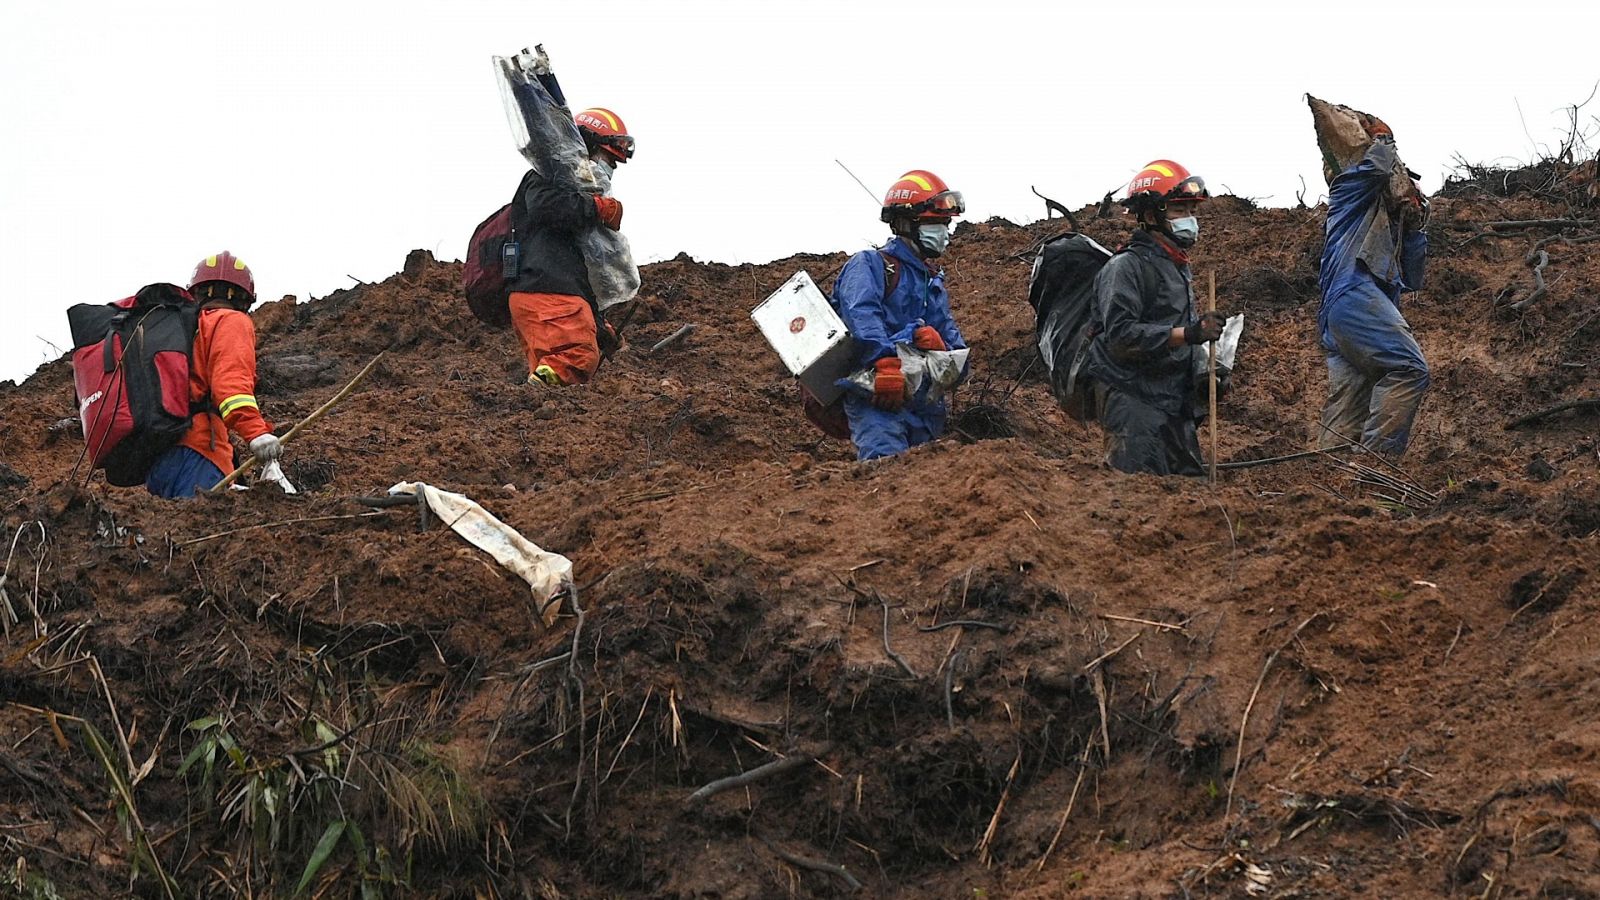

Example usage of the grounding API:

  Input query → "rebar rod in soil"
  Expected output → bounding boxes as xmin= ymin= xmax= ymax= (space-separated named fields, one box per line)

xmin=685 ymin=752 xmax=815 ymax=806
xmin=352 ymin=495 xmax=421 ymax=509
xmin=763 ymin=839 xmax=862 ymax=892
xmin=1505 ymin=397 xmax=1600 ymax=430
xmin=1506 ymin=249 xmax=1550 ymax=311
xmin=1226 ymin=610 xmax=1328 ymax=820
xmin=1218 ymin=445 xmax=1353 ymax=470
xmin=917 ymin=619 xmax=1008 ymax=633
xmin=877 ymin=592 xmax=917 ymax=678
xmin=211 ymin=350 xmax=386 ymax=492
xmin=648 ymin=324 xmax=696 ymax=355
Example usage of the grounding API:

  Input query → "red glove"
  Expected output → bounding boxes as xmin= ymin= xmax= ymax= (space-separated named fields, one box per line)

xmin=912 ymin=326 xmax=947 ymax=351
xmin=1363 ymin=115 xmax=1393 ymax=139
xmin=594 ymin=195 xmax=623 ymax=230
xmin=872 ymin=357 xmax=906 ymax=411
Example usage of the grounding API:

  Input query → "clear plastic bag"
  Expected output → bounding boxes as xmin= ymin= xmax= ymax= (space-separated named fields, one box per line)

xmin=493 ymin=46 xmax=641 ymax=310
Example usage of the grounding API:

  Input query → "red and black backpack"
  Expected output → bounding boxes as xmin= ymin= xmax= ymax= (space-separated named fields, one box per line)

xmin=462 ymin=170 xmax=539 ymax=329
xmin=67 ymin=283 xmax=204 ymax=486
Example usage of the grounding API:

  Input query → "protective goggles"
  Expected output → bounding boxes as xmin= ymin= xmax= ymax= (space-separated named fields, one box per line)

xmin=1168 ymin=176 xmax=1208 ymax=201
xmin=596 ymin=133 xmax=635 ymax=159
xmin=883 ymin=189 xmax=966 ymax=222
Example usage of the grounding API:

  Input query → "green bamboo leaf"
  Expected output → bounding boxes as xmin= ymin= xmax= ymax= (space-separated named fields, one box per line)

xmin=293 ymin=819 xmax=347 ymax=896
xmin=186 ymin=715 xmax=220 ymax=732
xmin=176 ymin=735 xmax=212 ymax=776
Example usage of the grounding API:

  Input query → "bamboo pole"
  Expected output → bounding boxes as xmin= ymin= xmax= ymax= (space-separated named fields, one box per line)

xmin=209 ymin=350 xmax=386 ymax=493
xmin=1208 ymin=272 xmax=1219 ymax=485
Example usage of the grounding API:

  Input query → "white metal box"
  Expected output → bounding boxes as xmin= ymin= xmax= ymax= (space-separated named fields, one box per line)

xmin=751 ymin=270 xmax=858 ymax=405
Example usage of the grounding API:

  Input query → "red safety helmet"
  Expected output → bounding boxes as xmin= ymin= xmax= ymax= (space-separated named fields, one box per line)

xmin=880 ymin=170 xmax=965 ymax=223
xmin=187 ymin=251 xmax=256 ymax=304
xmin=1122 ymin=159 xmax=1209 ymax=213
xmin=575 ymin=107 xmax=634 ymax=163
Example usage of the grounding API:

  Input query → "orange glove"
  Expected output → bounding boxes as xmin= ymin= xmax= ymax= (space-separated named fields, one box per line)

xmin=872 ymin=357 xmax=906 ymax=411
xmin=1363 ymin=115 xmax=1393 ymax=139
xmin=594 ymin=196 xmax=623 ymax=230
xmin=912 ymin=326 xmax=947 ymax=351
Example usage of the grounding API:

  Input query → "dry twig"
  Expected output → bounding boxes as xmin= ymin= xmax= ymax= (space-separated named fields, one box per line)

xmin=1227 ymin=611 xmax=1330 ymax=819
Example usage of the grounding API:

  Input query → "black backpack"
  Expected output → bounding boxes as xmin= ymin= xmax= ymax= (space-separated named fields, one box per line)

xmin=463 ymin=170 xmax=539 ymax=329
xmin=1027 ymin=233 xmax=1117 ymax=422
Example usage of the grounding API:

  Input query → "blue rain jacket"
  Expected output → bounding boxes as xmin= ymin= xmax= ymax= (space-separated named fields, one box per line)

xmin=1318 ymin=137 xmax=1428 ymax=348
xmin=833 ymin=237 xmax=965 ymax=367
xmin=832 ymin=237 xmax=966 ymax=460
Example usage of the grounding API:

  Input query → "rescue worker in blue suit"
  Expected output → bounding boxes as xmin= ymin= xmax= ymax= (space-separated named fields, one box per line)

xmin=833 ymin=169 xmax=968 ymax=461
xmin=1317 ymin=116 xmax=1430 ymax=457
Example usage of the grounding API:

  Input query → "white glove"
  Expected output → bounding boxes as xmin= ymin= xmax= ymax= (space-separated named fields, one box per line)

xmin=249 ymin=434 xmax=283 ymax=464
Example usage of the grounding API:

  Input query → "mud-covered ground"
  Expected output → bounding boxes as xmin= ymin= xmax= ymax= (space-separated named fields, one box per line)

xmin=2 ymin=171 xmax=1598 ymax=898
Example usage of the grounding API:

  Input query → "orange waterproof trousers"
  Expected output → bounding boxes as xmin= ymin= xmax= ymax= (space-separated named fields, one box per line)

xmin=508 ymin=292 xmax=600 ymax=385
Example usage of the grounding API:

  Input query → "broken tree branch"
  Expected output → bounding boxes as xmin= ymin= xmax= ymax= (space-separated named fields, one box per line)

xmin=763 ymin=838 xmax=862 ymax=892
xmin=1505 ymin=397 xmax=1600 ymax=430
xmin=685 ymin=752 xmax=815 ymax=806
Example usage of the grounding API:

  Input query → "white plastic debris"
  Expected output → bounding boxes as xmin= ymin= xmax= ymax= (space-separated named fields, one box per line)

xmin=388 ymin=481 xmax=573 ymax=626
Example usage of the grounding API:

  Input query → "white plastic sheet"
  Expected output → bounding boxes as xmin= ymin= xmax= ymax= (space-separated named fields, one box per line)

xmin=845 ymin=345 xmax=970 ymax=401
xmin=389 ymin=481 xmax=574 ymax=626
xmin=493 ymin=45 xmax=640 ymax=311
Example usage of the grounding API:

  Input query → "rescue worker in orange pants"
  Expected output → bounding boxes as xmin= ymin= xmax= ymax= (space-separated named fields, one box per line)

xmin=144 ymin=252 xmax=280 ymax=498
xmin=508 ymin=107 xmax=631 ymax=386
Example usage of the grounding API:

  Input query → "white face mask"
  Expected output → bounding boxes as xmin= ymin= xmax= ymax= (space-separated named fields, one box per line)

xmin=1167 ymin=215 xmax=1199 ymax=247
xmin=915 ymin=222 xmax=951 ymax=257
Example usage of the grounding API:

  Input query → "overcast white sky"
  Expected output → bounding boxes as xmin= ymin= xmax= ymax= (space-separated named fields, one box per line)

xmin=2 ymin=1 xmax=1597 ymax=384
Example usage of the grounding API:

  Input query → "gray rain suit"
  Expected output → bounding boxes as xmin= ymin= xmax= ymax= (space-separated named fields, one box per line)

xmin=1086 ymin=230 xmax=1205 ymax=476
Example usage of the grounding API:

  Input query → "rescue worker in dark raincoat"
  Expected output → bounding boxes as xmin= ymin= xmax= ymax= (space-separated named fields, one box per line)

xmin=1086 ymin=159 xmax=1225 ymax=475
xmin=1316 ymin=117 xmax=1429 ymax=457
xmin=832 ymin=169 xmax=968 ymax=461
xmin=507 ymin=107 xmax=631 ymax=387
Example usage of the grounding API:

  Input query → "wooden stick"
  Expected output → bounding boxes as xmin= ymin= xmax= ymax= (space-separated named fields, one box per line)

xmin=1081 ymin=632 xmax=1141 ymax=672
xmin=1207 ymin=270 xmax=1219 ymax=485
xmin=1098 ymin=613 xmax=1188 ymax=633
xmin=209 ymin=350 xmax=386 ymax=493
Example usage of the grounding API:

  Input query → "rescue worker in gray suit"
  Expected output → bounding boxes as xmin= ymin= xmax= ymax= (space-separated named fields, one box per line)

xmin=1087 ymin=159 xmax=1226 ymax=475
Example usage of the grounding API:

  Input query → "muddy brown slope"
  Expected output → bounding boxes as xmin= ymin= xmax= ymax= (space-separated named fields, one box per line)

xmin=1 ymin=183 xmax=1598 ymax=898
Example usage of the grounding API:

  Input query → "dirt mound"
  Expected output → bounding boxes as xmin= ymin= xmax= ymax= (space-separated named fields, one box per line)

xmin=3 ymin=181 xmax=1599 ymax=898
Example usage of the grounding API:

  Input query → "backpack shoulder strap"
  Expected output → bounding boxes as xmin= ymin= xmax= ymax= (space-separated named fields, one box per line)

xmin=877 ymin=250 xmax=902 ymax=297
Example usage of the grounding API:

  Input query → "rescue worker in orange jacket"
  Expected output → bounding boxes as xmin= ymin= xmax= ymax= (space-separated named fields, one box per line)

xmin=144 ymin=252 xmax=280 ymax=498
xmin=508 ymin=107 xmax=631 ymax=386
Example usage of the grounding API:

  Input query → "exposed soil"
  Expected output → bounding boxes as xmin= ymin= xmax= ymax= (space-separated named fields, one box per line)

xmin=2 ymin=176 xmax=1599 ymax=898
